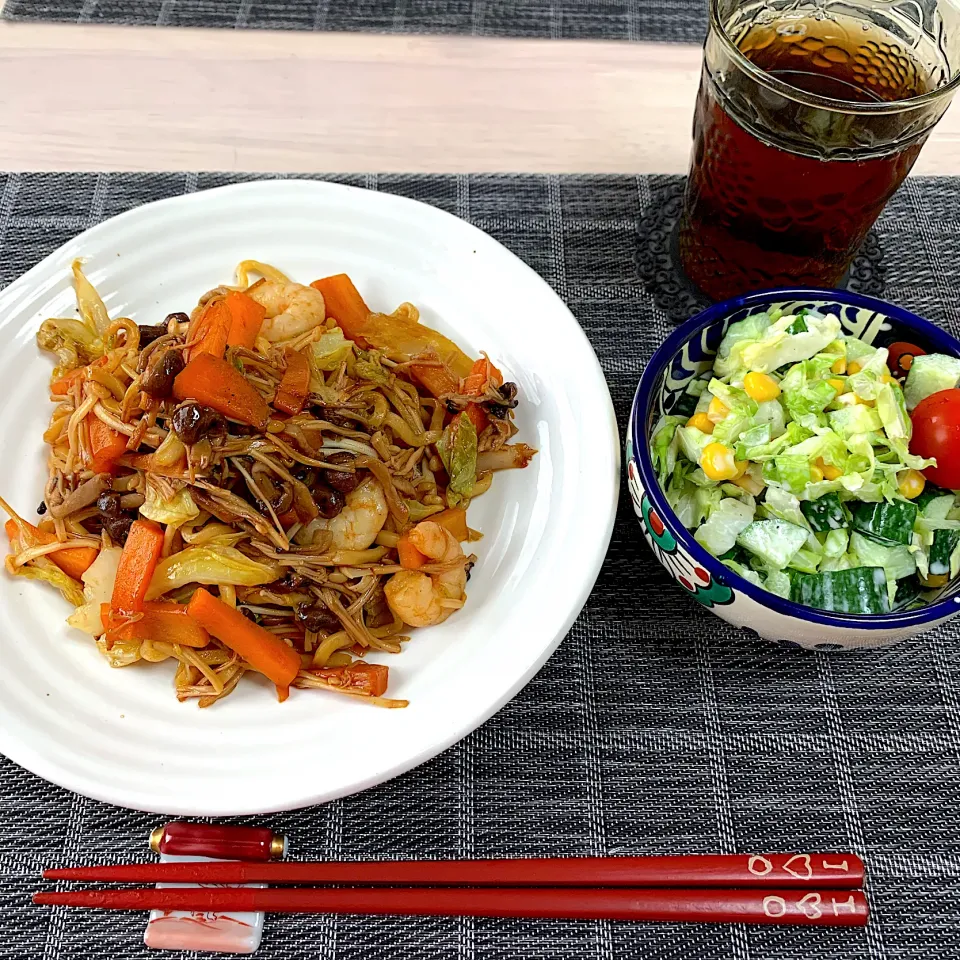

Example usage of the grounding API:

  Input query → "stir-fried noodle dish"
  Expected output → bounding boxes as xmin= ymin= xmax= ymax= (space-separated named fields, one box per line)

xmin=3 ymin=262 xmax=535 ymax=708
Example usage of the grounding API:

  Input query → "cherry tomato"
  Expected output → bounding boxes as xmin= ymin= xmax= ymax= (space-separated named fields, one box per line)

xmin=887 ymin=341 xmax=926 ymax=379
xmin=911 ymin=388 xmax=960 ymax=489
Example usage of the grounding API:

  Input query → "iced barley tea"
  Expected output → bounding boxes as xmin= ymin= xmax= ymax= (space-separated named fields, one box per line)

xmin=680 ymin=3 xmax=960 ymax=301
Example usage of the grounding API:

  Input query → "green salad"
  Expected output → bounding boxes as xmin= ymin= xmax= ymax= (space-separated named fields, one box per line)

xmin=651 ymin=308 xmax=960 ymax=615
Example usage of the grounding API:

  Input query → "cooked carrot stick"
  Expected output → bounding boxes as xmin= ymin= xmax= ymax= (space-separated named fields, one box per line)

xmin=310 ymin=662 xmax=389 ymax=697
xmin=431 ymin=508 xmax=469 ymax=542
xmin=4 ymin=519 xmax=98 ymax=579
xmin=273 ymin=348 xmax=311 ymax=415
xmin=111 ymin=519 xmax=164 ymax=616
xmin=277 ymin=508 xmax=298 ymax=528
xmin=224 ymin=291 xmax=266 ymax=350
xmin=409 ymin=362 xmax=459 ymax=399
xmin=173 ymin=353 xmax=270 ymax=431
xmin=86 ymin=416 xmax=128 ymax=474
xmin=397 ymin=533 xmax=428 ymax=570
xmin=100 ymin=602 xmax=210 ymax=648
xmin=51 ymin=356 xmax=109 ymax=396
xmin=460 ymin=357 xmax=503 ymax=395
xmin=51 ymin=369 xmax=85 ymax=397
xmin=187 ymin=587 xmax=301 ymax=688
xmin=310 ymin=274 xmax=371 ymax=342
xmin=187 ymin=298 xmax=231 ymax=361
xmin=464 ymin=403 xmax=489 ymax=435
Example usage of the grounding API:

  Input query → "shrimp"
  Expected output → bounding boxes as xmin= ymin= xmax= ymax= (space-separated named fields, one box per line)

xmin=246 ymin=280 xmax=326 ymax=343
xmin=384 ymin=521 xmax=467 ymax=627
xmin=312 ymin=477 xmax=387 ymax=551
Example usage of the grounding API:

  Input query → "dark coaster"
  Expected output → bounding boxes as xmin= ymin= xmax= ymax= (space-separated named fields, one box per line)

xmin=637 ymin=178 xmax=887 ymax=324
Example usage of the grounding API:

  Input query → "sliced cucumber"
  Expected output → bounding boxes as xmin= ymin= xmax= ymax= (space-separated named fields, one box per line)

xmin=850 ymin=500 xmax=918 ymax=547
xmin=789 ymin=566 xmax=890 ymax=615
xmin=800 ymin=493 xmax=848 ymax=532
xmin=915 ymin=484 xmax=953 ymax=514
xmin=903 ymin=353 xmax=960 ymax=411
xmin=695 ymin=498 xmax=756 ymax=557
xmin=850 ymin=532 xmax=917 ymax=582
xmin=929 ymin=529 xmax=960 ymax=578
xmin=788 ymin=547 xmax=822 ymax=574
xmin=672 ymin=391 xmax=700 ymax=418
xmin=920 ymin=493 xmax=957 ymax=523
xmin=737 ymin=519 xmax=809 ymax=568
xmin=718 ymin=545 xmax=750 ymax=565
xmin=891 ymin=575 xmax=924 ymax=611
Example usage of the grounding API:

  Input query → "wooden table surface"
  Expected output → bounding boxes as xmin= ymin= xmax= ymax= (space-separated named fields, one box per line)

xmin=1 ymin=10 xmax=959 ymax=174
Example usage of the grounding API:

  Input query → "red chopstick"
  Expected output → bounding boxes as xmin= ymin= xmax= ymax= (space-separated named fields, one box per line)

xmin=33 ymin=886 xmax=868 ymax=926
xmin=44 ymin=853 xmax=864 ymax=888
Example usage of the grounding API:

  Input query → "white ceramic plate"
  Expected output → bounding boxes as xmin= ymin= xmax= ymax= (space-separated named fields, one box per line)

xmin=0 ymin=180 xmax=618 ymax=815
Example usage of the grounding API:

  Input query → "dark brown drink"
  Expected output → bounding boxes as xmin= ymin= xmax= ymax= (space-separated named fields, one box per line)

xmin=679 ymin=7 xmax=956 ymax=302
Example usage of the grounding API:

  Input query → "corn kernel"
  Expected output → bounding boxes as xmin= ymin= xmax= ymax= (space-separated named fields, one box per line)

xmin=743 ymin=371 xmax=781 ymax=402
xmin=810 ymin=465 xmax=824 ymax=483
xmin=701 ymin=442 xmax=739 ymax=482
xmin=855 ymin=395 xmax=876 ymax=407
xmin=880 ymin=373 xmax=896 ymax=384
xmin=733 ymin=460 xmax=749 ymax=480
xmin=831 ymin=358 xmax=847 ymax=375
xmin=847 ymin=361 xmax=862 ymax=375
xmin=707 ymin=396 xmax=729 ymax=424
xmin=816 ymin=457 xmax=842 ymax=481
xmin=828 ymin=378 xmax=846 ymax=393
xmin=687 ymin=412 xmax=715 ymax=435
xmin=898 ymin=469 xmax=926 ymax=500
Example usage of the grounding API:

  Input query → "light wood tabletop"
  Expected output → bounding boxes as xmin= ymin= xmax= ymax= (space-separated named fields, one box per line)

xmin=1 ymin=13 xmax=959 ymax=174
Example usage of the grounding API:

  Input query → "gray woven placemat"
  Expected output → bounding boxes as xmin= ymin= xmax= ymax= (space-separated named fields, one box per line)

xmin=0 ymin=0 xmax=709 ymax=44
xmin=1 ymin=172 xmax=960 ymax=960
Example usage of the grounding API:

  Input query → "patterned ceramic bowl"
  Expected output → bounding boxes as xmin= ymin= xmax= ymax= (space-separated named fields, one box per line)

xmin=627 ymin=288 xmax=960 ymax=651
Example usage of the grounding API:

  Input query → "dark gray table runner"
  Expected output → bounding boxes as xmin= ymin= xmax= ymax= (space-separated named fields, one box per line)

xmin=1 ymin=172 xmax=959 ymax=960
xmin=1 ymin=0 xmax=709 ymax=44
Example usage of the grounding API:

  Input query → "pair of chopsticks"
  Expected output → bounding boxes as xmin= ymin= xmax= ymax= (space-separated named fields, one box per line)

xmin=35 ymin=853 xmax=868 ymax=927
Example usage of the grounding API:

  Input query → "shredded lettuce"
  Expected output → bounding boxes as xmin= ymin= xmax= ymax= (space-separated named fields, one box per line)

xmin=651 ymin=416 xmax=686 ymax=487
xmin=828 ymin=404 xmax=883 ymax=439
xmin=676 ymin=426 xmax=713 ymax=465
xmin=649 ymin=310 xmax=960 ymax=613
xmin=722 ymin=559 xmax=763 ymax=587
xmin=716 ymin=311 xmax=841 ymax=378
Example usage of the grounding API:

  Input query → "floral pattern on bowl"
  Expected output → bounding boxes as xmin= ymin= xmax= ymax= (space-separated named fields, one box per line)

xmin=628 ymin=288 xmax=960 ymax=651
xmin=627 ymin=441 xmax=733 ymax=609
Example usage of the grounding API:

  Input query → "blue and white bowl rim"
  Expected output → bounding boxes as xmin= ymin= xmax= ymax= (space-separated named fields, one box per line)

xmin=630 ymin=286 xmax=960 ymax=630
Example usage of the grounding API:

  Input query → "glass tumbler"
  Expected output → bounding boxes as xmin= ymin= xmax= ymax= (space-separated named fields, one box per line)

xmin=679 ymin=0 xmax=960 ymax=301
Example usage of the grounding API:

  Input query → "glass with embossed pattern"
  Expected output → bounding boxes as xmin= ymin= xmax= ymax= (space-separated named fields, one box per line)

xmin=679 ymin=0 xmax=960 ymax=301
